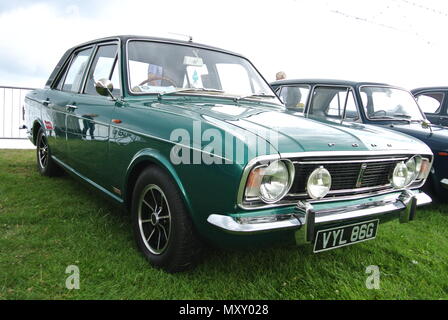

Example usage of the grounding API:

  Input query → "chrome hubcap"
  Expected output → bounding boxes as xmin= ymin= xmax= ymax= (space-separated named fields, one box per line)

xmin=38 ymin=135 xmax=48 ymax=169
xmin=138 ymin=184 xmax=171 ymax=255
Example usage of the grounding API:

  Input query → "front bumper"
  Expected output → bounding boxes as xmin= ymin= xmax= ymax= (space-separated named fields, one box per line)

xmin=207 ymin=190 xmax=431 ymax=243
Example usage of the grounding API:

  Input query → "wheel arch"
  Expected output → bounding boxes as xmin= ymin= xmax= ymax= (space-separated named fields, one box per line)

xmin=32 ymin=119 xmax=45 ymax=145
xmin=124 ymin=148 xmax=193 ymax=214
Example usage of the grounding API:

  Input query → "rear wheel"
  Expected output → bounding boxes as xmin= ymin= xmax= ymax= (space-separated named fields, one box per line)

xmin=131 ymin=166 xmax=203 ymax=272
xmin=36 ymin=128 xmax=61 ymax=176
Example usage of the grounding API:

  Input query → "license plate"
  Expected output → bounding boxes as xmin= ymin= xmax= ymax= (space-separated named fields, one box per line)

xmin=313 ymin=219 xmax=379 ymax=253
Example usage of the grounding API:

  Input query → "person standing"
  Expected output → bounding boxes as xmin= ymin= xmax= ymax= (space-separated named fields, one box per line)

xmin=276 ymin=71 xmax=286 ymax=81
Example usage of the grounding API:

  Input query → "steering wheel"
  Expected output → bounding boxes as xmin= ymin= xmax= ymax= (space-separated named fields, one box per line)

xmin=139 ymin=75 xmax=177 ymax=87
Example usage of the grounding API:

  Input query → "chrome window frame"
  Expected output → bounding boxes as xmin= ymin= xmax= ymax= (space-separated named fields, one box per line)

xmin=81 ymin=41 xmax=122 ymax=97
xmin=52 ymin=45 xmax=95 ymax=93
xmin=50 ymin=37 xmax=124 ymax=99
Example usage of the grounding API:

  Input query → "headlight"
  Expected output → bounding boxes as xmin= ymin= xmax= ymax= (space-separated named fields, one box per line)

xmin=259 ymin=161 xmax=292 ymax=203
xmin=391 ymin=162 xmax=409 ymax=189
xmin=307 ymin=167 xmax=332 ymax=199
xmin=244 ymin=160 xmax=294 ymax=203
xmin=404 ymin=156 xmax=422 ymax=185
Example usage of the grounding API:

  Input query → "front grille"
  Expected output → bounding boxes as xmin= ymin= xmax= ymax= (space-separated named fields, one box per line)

xmin=359 ymin=161 xmax=397 ymax=187
xmin=289 ymin=156 xmax=408 ymax=197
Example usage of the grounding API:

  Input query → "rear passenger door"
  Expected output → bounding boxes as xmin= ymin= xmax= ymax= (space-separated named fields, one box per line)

xmin=47 ymin=47 xmax=94 ymax=163
xmin=415 ymin=91 xmax=446 ymax=125
xmin=65 ymin=43 xmax=120 ymax=186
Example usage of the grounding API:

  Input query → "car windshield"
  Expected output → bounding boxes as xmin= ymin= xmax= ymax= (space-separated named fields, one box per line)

xmin=360 ymin=86 xmax=425 ymax=121
xmin=127 ymin=40 xmax=280 ymax=104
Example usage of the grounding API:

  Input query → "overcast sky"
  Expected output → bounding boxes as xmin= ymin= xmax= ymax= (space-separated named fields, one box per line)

xmin=0 ymin=0 xmax=447 ymax=90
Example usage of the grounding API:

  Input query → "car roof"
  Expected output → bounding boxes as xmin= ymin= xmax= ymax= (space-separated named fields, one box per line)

xmin=45 ymin=35 xmax=250 ymax=88
xmin=270 ymin=78 xmax=394 ymax=88
xmin=68 ymin=35 xmax=245 ymax=58
xmin=411 ymin=86 xmax=448 ymax=93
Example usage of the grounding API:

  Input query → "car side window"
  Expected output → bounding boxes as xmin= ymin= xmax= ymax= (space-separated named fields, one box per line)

xmin=309 ymin=86 xmax=359 ymax=122
xmin=55 ymin=64 xmax=69 ymax=91
xmin=279 ymin=85 xmax=310 ymax=114
xmin=342 ymin=90 xmax=359 ymax=121
xmin=84 ymin=44 xmax=119 ymax=96
xmin=61 ymin=48 xmax=93 ymax=93
xmin=327 ymin=92 xmax=345 ymax=116
xmin=416 ymin=92 xmax=444 ymax=114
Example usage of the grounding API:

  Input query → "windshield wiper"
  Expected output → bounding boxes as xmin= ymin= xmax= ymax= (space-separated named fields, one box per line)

xmin=158 ymin=87 xmax=224 ymax=98
xmin=370 ymin=115 xmax=411 ymax=122
xmin=392 ymin=114 xmax=412 ymax=123
xmin=234 ymin=92 xmax=276 ymax=102
xmin=370 ymin=115 xmax=398 ymax=120
xmin=393 ymin=113 xmax=412 ymax=119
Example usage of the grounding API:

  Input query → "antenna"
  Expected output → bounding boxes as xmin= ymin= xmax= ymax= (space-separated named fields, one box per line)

xmin=168 ymin=32 xmax=193 ymax=42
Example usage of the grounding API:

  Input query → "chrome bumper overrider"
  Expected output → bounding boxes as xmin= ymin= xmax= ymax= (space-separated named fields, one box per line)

xmin=207 ymin=190 xmax=432 ymax=242
xmin=441 ymin=178 xmax=448 ymax=189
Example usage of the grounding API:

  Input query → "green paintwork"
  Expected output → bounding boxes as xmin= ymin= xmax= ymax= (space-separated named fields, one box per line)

xmin=24 ymin=36 xmax=431 ymax=246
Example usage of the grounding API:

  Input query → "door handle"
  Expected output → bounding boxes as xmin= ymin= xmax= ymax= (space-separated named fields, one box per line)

xmin=41 ymin=99 xmax=51 ymax=107
xmin=66 ymin=104 xmax=77 ymax=111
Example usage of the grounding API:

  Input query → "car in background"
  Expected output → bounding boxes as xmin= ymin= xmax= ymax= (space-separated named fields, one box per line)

xmin=271 ymin=79 xmax=448 ymax=199
xmin=23 ymin=38 xmax=434 ymax=272
xmin=411 ymin=87 xmax=448 ymax=127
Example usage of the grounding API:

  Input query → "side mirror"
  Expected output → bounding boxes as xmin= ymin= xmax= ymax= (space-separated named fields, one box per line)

xmin=95 ymin=79 xmax=115 ymax=99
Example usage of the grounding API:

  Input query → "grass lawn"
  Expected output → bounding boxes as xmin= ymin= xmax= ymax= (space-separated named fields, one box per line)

xmin=0 ymin=149 xmax=447 ymax=300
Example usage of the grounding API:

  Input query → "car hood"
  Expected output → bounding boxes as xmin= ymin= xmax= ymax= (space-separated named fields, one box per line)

xmin=148 ymin=100 xmax=429 ymax=155
xmin=230 ymin=110 xmax=424 ymax=154
xmin=378 ymin=122 xmax=448 ymax=152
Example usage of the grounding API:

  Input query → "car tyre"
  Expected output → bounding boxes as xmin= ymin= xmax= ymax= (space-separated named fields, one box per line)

xmin=131 ymin=166 xmax=203 ymax=272
xmin=36 ymin=128 xmax=61 ymax=177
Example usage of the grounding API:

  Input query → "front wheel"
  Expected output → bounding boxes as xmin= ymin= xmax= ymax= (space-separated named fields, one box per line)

xmin=131 ymin=166 xmax=203 ymax=272
xmin=36 ymin=128 xmax=61 ymax=176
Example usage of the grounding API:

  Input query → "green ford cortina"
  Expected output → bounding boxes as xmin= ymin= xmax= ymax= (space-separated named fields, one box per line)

xmin=24 ymin=35 xmax=433 ymax=272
